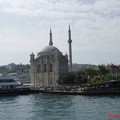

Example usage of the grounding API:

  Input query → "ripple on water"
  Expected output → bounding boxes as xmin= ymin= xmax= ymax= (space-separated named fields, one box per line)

xmin=0 ymin=94 xmax=120 ymax=120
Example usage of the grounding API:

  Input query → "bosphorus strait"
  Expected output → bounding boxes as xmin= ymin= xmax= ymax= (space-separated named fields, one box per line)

xmin=0 ymin=94 xmax=120 ymax=120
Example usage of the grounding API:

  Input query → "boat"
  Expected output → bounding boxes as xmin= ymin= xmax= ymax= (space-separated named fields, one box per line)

xmin=0 ymin=77 xmax=33 ymax=96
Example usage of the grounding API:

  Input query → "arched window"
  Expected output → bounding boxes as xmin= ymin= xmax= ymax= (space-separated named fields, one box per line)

xmin=49 ymin=63 xmax=53 ymax=72
xmin=43 ymin=64 xmax=47 ymax=72
xmin=37 ymin=65 xmax=41 ymax=73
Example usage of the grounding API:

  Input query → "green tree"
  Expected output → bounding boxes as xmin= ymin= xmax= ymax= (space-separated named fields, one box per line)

xmin=58 ymin=72 xmax=75 ymax=85
xmin=90 ymin=75 xmax=101 ymax=84
xmin=104 ymin=73 xmax=113 ymax=81
xmin=86 ymin=68 xmax=97 ymax=79
xmin=98 ymin=65 xmax=109 ymax=77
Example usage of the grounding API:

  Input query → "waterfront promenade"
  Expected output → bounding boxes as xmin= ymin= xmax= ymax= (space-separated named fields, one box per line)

xmin=32 ymin=80 xmax=120 ymax=95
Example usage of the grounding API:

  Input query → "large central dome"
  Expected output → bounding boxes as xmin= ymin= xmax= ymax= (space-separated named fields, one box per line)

xmin=40 ymin=45 xmax=60 ymax=53
xmin=37 ymin=45 xmax=60 ymax=57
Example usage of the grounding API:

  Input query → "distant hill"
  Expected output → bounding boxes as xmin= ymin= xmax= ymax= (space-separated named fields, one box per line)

xmin=0 ymin=63 xmax=98 ymax=82
xmin=72 ymin=63 xmax=98 ymax=71
xmin=0 ymin=63 xmax=30 ymax=83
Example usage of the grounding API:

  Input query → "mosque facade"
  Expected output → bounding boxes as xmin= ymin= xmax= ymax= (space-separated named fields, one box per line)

xmin=30 ymin=26 xmax=72 ymax=87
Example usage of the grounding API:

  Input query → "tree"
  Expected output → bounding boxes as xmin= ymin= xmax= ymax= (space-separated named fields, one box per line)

xmin=86 ymin=68 xmax=97 ymax=79
xmin=58 ymin=72 xmax=75 ymax=85
xmin=90 ymin=75 xmax=101 ymax=84
xmin=98 ymin=65 xmax=109 ymax=76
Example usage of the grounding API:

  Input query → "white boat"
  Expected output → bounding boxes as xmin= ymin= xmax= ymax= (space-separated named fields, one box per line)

xmin=0 ymin=77 xmax=21 ymax=90
xmin=0 ymin=77 xmax=32 ymax=96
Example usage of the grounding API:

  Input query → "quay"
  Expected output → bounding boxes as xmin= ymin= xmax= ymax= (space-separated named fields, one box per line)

xmin=42 ymin=89 xmax=120 ymax=95
xmin=32 ymin=80 xmax=120 ymax=96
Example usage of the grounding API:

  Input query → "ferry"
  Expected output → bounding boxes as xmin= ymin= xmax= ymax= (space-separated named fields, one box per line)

xmin=0 ymin=77 xmax=32 ymax=96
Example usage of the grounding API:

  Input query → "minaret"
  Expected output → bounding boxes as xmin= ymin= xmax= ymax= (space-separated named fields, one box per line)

xmin=30 ymin=53 xmax=35 ymax=85
xmin=49 ymin=28 xmax=53 ymax=46
xmin=30 ymin=53 xmax=35 ymax=63
xmin=68 ymin=25 xmax=72 ymax=71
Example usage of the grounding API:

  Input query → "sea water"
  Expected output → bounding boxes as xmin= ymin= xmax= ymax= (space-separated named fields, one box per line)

xmin=0 ymin=93 xmax=120 ymax=120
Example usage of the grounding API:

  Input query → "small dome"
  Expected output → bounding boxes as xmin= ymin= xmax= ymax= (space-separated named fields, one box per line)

xmin=37 ymin=45 xmax=61 ymax=57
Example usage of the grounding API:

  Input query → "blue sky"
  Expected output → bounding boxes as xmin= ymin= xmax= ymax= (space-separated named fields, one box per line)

xmin=0 ymin=0 xmax=120 ymax=65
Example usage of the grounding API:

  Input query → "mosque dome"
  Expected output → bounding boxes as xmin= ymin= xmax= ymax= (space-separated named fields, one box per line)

xmin=37 ymin=45 xmax=61 ymax=57
xmin=40 ymin=45 xmax=60 ymax=53
xmin=37 ymin=28 xmax=61 ymax=57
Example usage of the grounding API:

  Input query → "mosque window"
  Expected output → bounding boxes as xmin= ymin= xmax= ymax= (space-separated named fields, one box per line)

xmin=43 ymin=64 xmax=47 ymax=72
xmin=37 ymin=65 xmax=41 ymax=73
xmin=49 ymin=63 xmax=53 ymax=72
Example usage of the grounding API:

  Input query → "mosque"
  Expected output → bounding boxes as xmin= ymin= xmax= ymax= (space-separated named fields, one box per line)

xmin=30 ymin=26 xmax=73 ymax=87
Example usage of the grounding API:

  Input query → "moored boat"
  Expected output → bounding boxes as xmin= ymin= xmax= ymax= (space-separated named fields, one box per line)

xmin=0 ymin=77 xmax=32 ymax=96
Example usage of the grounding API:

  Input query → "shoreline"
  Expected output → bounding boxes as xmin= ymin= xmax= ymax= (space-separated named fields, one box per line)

xmin=38 ymin=89 xmax=120 ymax=96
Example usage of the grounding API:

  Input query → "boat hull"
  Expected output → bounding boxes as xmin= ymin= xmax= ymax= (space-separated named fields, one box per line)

xmin=0 ymin=88 xmax=33 ymax=96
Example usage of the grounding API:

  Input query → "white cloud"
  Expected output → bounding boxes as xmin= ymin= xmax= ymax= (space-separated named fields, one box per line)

xmin=0 ymin=0 xmax=120 ymax=65
xmin=0 ymin=0 xmax=119 ymax=17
